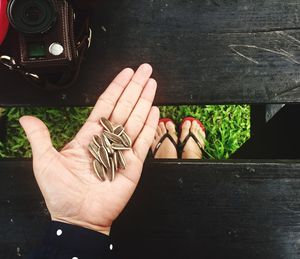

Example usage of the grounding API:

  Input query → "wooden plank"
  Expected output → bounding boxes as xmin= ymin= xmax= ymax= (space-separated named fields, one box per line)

xmin=1 ymin=159 xmax=300 ymax=258
xmin=1 ymin=1 xmax=300 ymax=106
xmin=233 ymin=104 xmax=300 ymax=159
xmin=0 ymin=159 xmax=49 ymax=259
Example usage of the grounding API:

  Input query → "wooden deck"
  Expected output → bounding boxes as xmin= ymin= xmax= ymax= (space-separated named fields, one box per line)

xmin=1 ymin=160 xmax=300 ymax=258
xmin=1 ymin=1 xmax=300 ymax=258
xmin=1 ymin=1 xmax=300 ymax=106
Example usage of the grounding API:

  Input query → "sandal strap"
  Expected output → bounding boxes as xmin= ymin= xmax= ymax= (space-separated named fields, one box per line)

xmin=153 ymin=133 xmax=177 ymax=157
xmin=178 ymin=132 xmax=207 ymax=158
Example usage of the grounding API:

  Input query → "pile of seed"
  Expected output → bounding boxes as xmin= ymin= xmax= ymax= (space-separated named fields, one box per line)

xmin=88 ymin=117 xmax=132 ymax=181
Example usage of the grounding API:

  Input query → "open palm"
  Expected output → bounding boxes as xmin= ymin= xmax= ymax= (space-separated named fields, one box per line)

xmin=19 ymin=64 xmax=159 ymax=235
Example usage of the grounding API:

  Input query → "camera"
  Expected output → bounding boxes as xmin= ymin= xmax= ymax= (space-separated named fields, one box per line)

xmin=0 ymin=0 xmax=92 ymax=90
xmin=7 ymin=0 xmax=76 ymax=72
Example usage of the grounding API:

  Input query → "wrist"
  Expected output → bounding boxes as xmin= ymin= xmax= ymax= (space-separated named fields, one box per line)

xmin=43 ymin=221 xmax=115 ymax=257
xmin=51 ymin=216 xmax=111 ymax=236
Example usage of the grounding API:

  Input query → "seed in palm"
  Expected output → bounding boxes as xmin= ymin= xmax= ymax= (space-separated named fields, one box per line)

xmin=93 ymin=160 xmax=106 ymax=181
xmin=88 ymin=117 xmax=132 ymax=182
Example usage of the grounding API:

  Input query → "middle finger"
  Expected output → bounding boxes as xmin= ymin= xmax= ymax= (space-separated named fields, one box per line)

xmin=124 ymin=78 xmax=157 ymax=143
xmin=109 ymin=63 xmax=153 ymax=126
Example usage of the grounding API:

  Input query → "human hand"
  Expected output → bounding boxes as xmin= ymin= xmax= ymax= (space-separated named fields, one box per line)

xmin=19 ymin=64 xmax=159 ymax=236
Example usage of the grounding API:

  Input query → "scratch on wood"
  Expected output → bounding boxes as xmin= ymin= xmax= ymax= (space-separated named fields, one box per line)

xmin=229 ymin=45 xmax=259 ymax=64
xmin=279 ymin=48 xmax=290 ymax=55
xmin=276 ymin=31 xmax=300 ymax=46
xmin=229 ymin=44 xmax=300 ymax=65
xmin=275 ymin=84 xmax=300 ymax=98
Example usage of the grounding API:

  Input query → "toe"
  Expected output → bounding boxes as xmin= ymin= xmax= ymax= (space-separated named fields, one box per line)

xmin=159 ymin=122 xmax=167 ymax=135
xmin=182 ymin=120 xmax=191 ymax=131
xmin=198 ymin=128 xmax=206 ymax=139
xmin=166 ymin=121 xmax=176 ymax=133
xmin=191 ymin=120 xmax=206 ymax=140
xmin=191 ymin=120 xmax=198 ymax=132
xmin=155 ymin=131 xmax=159 ymax=139
xmin=156 ymin=123 xmax=162 ymax=136
xmin=166 ymin=121 xmax=178 ymax=144
xmin=195 ymin=121 xmax=206 ymax=140
xmin=152 ymin=120 xmax=178 ymax=159
xmin=180 ymin=120 xmax=191 ymax=142
xmin=194 ymin=122 xmax=205 ymax=149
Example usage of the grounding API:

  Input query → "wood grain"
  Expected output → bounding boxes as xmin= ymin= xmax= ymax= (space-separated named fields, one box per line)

xmin=1 ymin=159 xmax=300 ymax=258
xmin=1 ymin=1 xmax=300 ymax=105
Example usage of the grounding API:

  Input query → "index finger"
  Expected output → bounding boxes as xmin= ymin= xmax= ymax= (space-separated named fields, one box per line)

xmin=87 ymin=67 xmax=134 ymax=123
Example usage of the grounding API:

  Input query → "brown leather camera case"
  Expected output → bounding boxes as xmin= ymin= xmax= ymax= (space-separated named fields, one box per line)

xmin=18 ymin=0 xmax=77 ymax=73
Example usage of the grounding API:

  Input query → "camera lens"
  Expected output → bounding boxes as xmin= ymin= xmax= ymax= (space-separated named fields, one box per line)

xmin=7 ymin=0 xmax=57 ymax=34
xmin=25 ymin=6 xmax=42 ymax=23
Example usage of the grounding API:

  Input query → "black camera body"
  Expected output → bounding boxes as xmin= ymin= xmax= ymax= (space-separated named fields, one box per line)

xmin=0 ymin=0 xmax=92 ymax=90
xmin=7 ymin=0 xmax=76 ymax=73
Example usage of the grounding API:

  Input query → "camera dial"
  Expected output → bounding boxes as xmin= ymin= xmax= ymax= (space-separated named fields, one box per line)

xmin=7 ymin=0 xmax=57 ymax=34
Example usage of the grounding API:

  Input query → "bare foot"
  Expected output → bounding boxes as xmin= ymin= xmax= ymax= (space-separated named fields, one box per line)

xmin=180 ymin=120 xmax=206 ymax=159
xmin=151 ymin=121 xmax=178 ymax=159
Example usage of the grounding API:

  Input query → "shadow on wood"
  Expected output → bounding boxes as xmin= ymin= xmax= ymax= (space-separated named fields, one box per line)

xmin=233 ymin=104 xmax=300 ymax=159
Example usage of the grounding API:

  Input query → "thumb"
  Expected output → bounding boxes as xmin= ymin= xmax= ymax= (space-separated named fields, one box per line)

xmin=19 ymin=115 xmax=54 ymax=159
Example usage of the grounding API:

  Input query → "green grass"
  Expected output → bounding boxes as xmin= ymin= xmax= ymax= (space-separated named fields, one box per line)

xmin=0 ymin=105 xmax=250 ymax=159
xmin=160 ymin=105 xmax=250 ymax=159
xmin=0 ymin=107 xmax=92 ymax=158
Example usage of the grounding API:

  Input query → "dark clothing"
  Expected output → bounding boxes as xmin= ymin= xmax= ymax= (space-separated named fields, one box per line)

xmin=27 ymin=221 xmax=116 ymax=259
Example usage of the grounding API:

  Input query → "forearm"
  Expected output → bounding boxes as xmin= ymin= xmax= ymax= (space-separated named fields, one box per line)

xmin=27 ymin=221 xmax=116 ymax=259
